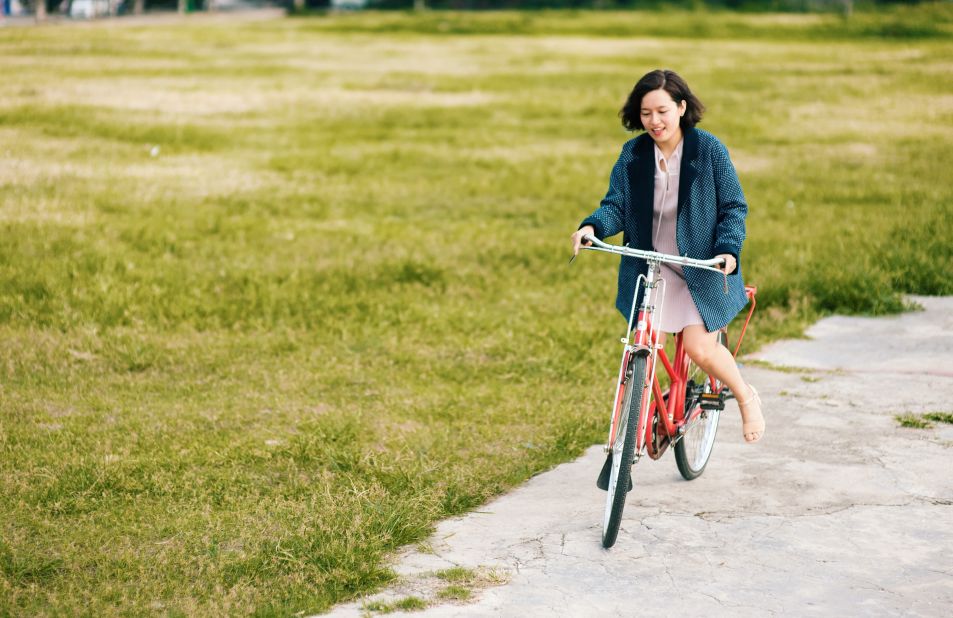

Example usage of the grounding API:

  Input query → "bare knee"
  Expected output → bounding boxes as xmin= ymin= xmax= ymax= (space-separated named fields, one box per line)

xmin=685 ymin=340 xmax=712 ymax=365
xmin=683 ymin=330 xmax=716 ymax=366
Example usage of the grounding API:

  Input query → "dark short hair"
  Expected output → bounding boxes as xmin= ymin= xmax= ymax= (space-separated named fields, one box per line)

xmin=619 ymin=69 xmax=705 ymax=132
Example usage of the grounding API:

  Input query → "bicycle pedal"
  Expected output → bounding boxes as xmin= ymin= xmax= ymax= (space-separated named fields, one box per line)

xmin=699 ymin=392 xmax=726 ymax=411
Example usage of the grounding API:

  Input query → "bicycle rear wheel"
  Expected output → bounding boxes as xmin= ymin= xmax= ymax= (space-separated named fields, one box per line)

xmin=602 ymin=354 xmax=647 ymax=548
xmin=674 ymin=332 xmax=727 ymax=481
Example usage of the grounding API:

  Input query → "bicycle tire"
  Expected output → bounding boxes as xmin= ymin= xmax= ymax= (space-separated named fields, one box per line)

xmin=602 ymin=354 xmax=647 ymax=549
xmin=674 ymin=332 xmax=727 ymax=481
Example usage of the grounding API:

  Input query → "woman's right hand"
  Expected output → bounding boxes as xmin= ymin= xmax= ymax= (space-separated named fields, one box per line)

xmin=571 ymin=226 xmax=596 ymax=256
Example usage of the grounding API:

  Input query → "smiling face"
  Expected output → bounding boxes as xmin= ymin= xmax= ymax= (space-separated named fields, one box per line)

xmin=640 ymin=88 xmax=687 ymax=151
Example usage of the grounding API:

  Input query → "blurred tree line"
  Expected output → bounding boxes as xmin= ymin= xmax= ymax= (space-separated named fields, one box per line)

xmin=332 ymin=0 xmax=927 ymax=9
xmin=24 ymin=0 xmax=233 ymax=18
xmin=17 ymin=0 xmax=936 ymax=23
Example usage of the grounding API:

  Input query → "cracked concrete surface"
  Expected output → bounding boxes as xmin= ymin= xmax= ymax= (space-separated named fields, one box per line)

xmin=325 ymin=296 xmax=953 ymax=617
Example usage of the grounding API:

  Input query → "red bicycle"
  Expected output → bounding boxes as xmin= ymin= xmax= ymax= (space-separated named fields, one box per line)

xmin=579 ymin=235 xmax=757 ymax=548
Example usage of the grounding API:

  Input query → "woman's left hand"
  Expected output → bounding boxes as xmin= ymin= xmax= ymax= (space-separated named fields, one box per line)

xmin=715 ymin=253 xmax=736 ymax=275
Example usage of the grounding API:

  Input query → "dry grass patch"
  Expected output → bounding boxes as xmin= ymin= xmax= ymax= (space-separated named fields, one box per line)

xmin=263 ymin=38 xmax=501 ymax=76
xmin=728 ymin=149 xmax=775 ymax=175
xmin=308 ymin=86 xmax=498 ymax=109
xmin=33 ymin=79 xmax=279 ymax=115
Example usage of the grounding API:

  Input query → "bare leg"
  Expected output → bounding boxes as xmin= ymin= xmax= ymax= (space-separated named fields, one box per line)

xmin=681 ymin=324 xmax=764 ymax=442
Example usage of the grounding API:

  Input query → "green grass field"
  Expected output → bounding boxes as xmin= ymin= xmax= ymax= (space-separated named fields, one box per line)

xmin=2 ymin=6 xmax=952 ymax=615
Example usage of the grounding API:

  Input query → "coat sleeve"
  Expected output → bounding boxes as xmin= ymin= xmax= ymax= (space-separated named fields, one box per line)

xmin=710 ymin=141 xmax=747 ymax=267
xmin=579 ymin=147 xmax=629 ymax=240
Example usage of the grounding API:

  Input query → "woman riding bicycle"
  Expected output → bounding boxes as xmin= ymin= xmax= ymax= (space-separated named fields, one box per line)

xmin=571 ymin=69 xmax=765 ymax=443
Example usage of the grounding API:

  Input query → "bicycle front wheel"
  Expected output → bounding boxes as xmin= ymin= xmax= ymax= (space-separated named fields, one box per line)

xmin=674 ymin=332 xmax=726 ymax=481
xmin=602 ymin=354 xmax=647 ymax=549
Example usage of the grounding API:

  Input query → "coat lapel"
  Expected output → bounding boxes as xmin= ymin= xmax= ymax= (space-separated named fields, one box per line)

xmin=626 ymin=134 xmax=656 ymax=251
xmin=677 ymin=127 xmax=698 ymax=220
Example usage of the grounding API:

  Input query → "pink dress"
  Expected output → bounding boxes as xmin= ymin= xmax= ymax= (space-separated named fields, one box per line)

xmin=650 ymin=140 xmax=705 ymax=333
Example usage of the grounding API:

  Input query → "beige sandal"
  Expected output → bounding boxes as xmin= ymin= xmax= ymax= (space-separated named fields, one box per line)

xmin=738 ymin=384 xmax=765 ymax=443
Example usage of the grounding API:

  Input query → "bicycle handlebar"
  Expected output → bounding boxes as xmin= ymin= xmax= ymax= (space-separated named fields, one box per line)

xmin=581 ymin=234 xmax=726 ymax=274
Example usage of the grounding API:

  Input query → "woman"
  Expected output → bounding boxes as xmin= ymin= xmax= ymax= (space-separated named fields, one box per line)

xmin=570 ymin=69 xmax=764 ymax=442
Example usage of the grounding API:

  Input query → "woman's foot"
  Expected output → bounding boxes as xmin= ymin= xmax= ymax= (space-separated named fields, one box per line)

xmin=738 ymin=384 xmax=765 ymax=443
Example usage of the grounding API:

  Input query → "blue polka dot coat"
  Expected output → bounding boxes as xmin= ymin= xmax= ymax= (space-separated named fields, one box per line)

xmin=580 ymin=128 xmax=749 ymax=332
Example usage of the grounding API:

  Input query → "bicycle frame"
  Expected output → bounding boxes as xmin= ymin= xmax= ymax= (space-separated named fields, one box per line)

xmin=582 ymin=236 xmax=756 ymax=461
xmin=607 ymin=263 xmax=693 ymax=460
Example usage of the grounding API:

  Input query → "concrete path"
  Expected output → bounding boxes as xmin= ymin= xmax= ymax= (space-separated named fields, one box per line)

xmin=326 ymin=296 xmax=953 ymax=617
